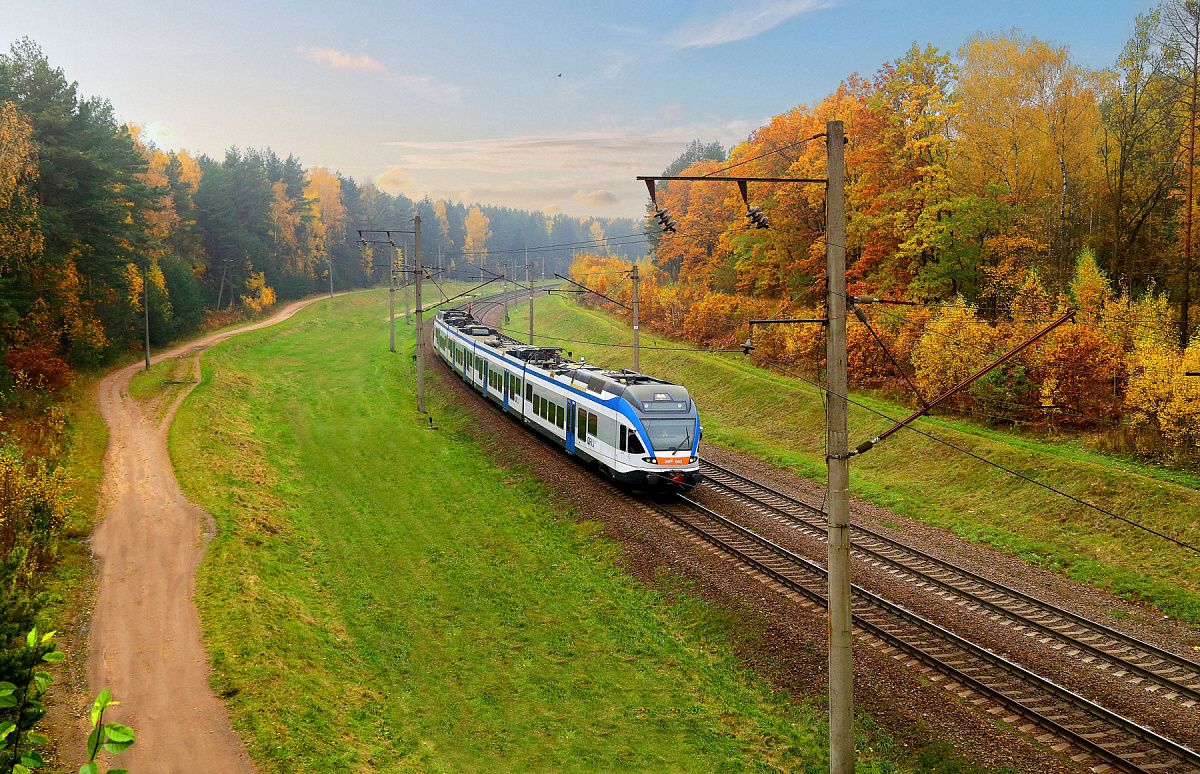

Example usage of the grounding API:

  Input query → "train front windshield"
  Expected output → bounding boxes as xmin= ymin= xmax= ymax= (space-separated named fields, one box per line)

xmin=642 ymin=419 xmax=696 ymax=452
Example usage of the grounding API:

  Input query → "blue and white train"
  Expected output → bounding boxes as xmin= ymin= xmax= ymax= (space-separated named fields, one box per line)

xmin=433 ymin=308 xmax=702 ymax=488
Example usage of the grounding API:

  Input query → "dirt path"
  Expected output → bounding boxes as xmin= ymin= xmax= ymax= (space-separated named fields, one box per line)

xmin=83 ymin=294 xmax=341 ymax=773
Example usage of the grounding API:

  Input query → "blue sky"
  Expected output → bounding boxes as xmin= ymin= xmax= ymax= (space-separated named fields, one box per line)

xmin=2 ymin=0 xmax=1154 ymax=218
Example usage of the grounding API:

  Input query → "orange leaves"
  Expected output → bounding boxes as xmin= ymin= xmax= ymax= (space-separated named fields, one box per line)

xmin=4 ymin=345 xmax=72 ymax=393
xmin=240 ymin=272 xmax=277 ymax=315
xmin=0 ymin=101 xmax=43 ymax=269
xmin=271 ymin=181 xmax=301 ymax=254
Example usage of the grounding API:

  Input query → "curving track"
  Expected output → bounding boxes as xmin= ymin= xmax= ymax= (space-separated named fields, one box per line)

xmin=460 ymin=288 xmax=1200 ymax=773
xmin=646 ymin=492 xmax=1200 ymax=774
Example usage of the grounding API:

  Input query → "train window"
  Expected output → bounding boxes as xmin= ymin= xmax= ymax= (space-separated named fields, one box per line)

xmin=627 ymin=432 xmax=646 ymax=455
xmin=619 ymin=426 xmax=626 ymax=452
xmin=556 ymin=405 xmax=564 ymax=429
xmin=577 ymin=407 xmax=586 ymax=440
xmin=526 ymin=383 xmax=533 ymax=402
xmin=587 ymin=412 xmax=597 ymax=437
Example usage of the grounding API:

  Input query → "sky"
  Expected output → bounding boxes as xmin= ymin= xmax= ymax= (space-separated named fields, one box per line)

xmin=1 ymin=0 xmax=1156 ymax=219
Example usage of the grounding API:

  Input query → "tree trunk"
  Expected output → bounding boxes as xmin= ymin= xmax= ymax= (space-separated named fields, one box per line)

xmin=1185 ymin=25 xmax=1198 ymax=347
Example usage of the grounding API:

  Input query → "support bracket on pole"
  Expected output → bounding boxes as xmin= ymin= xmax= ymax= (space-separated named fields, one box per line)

xmin=740 ymin=317 xmax=827 ymax=354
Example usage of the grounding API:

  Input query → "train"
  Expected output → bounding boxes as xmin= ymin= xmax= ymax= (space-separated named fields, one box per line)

xmin=433 ymin=306 xmax=702 ymax=488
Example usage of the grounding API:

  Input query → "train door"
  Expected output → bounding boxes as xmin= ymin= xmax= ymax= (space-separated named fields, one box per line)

xmin=502 ymin=371 xmax=509 ymax=412
xmin=482 ymin=359 xmax=489 ymax=397
xmin=565 ymin=398 xmax=576 ymax=453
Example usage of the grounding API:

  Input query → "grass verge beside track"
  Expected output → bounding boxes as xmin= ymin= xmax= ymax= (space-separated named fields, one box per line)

xmin=170 ymin=290 xmax=938 ymax=772
xmin=504 ymin=296 xmax=1200 ymax=627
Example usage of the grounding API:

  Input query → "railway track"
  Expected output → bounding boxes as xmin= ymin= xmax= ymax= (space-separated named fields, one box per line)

xmin=644 ymin=492 xmax=1200 ymax=774
xmin=452 ymin=290 xmax=1200 ymax=770
xmin=698 ymin=459 xmax=1200 ymax=711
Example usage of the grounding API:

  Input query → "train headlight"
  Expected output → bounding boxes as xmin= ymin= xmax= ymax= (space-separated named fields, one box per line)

xmin=642 ymin=456 xmax=657 ymax=464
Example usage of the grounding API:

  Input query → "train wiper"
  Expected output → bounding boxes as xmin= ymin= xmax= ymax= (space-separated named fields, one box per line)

xmin=670 ymin=429 xmax=691 ymax=456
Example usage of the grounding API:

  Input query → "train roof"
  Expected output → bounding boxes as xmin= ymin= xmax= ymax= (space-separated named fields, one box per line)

xmin=436 ymin=308 xmax=689 ymax=403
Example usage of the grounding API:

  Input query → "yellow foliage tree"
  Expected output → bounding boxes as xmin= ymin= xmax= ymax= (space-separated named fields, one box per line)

xmin=240 ymin=272 xmax=277 ymax=314
xmin=463 ymin=206 xmax=491 ymax=267
xmin=0 ymin=101 xmax=43 ymax=270
xmin=304 ymin=167 xmax=346 ymax=276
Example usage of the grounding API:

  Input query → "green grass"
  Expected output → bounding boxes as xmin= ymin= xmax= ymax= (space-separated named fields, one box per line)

xmin=510 ymin=297 xmax=1200 ymax=626
xmin=170 ymin=289 xmax=957 ymax=773
xmin=40 ymin=372 xmax=111 ymax=628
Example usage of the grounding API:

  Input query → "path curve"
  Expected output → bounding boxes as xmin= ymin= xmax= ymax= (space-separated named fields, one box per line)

xmin=87 ymin=293 xmax=344 ymax=773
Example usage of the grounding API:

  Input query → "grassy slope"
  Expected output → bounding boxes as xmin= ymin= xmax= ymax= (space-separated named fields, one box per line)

xmin=509 ymin=297 xmax=1200 ymax=626
xmin=43 ymin=373 xmax=111 ymax=627
xmin=169 ymin=290 xmax=932 ymax=773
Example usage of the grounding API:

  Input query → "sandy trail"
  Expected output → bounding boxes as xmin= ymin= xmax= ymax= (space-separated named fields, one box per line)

xmin=86 ymin=294 xmax=339 ymax=773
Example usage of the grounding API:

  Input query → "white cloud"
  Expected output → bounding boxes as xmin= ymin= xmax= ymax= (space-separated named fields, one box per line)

xmin=143 ymin=120 xmax=175 ymax=147
xmin=382 ymin=126 xmax=753 ymax=175
xmin=572 ymin=189 xmax=621 ymax=207
xmin=390 ymin=75 xmax=461 ymax=105
xmin=375 ymin=166 xmax=412 ymax=194
xmin=297 ymin=45 xmax=385 ymax=72
xmin=668 ymin=0 xmax=833 ymax=49
xmin=297 ymin=45 xmax=459 ymax=103
xmin=380 ymin=125 xmax=757 ymax=217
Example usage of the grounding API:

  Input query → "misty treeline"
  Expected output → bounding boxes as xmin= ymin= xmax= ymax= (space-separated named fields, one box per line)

xmin=574 ymin=14 xmax=1200 ymax=465
xmin=0 ymin=38 xmax=644 ymax=402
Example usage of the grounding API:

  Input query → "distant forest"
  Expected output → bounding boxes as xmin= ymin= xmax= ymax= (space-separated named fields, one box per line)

xmin=0 ymin=38 xmax=647 ymax=392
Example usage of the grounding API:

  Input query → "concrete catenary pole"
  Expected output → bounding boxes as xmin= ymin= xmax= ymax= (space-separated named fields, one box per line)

xmin=415 ymin=214 xmax=425 ymax=413
xmin=389 ymin=245 xmax=397 ymax=354
xmin=404 ymin=246 xmax=412 ymax=325
xmin=328 ymin=254 xmax=334 ymax=299
xmin=631 ymin=262 xmax=640 ymax=371
xmin=825 ymin=119 xmax=853 ymax=774
xmin=503 ymin=260 xmax=510 ymax=324
xmin=143 ymin=261 xmax=151 ymax=371
xmin=527 ymin=247 xmax=535 ymax=345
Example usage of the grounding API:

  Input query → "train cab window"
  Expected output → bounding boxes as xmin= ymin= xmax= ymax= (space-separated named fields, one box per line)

xmin=556 ymin=405 xmax=564 ymax=429
xmin=526 ymin=383 xmax=533 ymax=402
xmin=587 ymin=412 xmax=597 ymax=438
xmin=577 ymin=407 xmax=586 ymax=440
xmin=626 ymin=431 xmax=645 ymax=455
xmin=619 ymin=426 xmax=626 ymax=452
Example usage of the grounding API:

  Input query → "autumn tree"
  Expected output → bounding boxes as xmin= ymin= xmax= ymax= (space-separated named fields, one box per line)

xmin=1100 ymin=10 xmax=1185 ymax=284
xmin=303 ymin=166 xmax=345 ymax=290
xmin=463 ymin=205 xmax=491 ymax=269
xmin=1160 ymin=0 xmax=1200 ymax=345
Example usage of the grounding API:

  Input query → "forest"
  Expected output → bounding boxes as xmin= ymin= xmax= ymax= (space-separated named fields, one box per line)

xmin=571 ymin=15 xmax=1200 ymax=468
xmin=0 ymin=38 xmax=644 ymax=403
xmin=0 ymin=38 xmax=648 ymax=747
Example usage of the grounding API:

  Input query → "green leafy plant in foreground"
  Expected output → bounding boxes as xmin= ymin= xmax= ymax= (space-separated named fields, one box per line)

xmin=0 ymin=628 xmax=63 ymax=773
xmin=78 ymin=689 xmax=135 ymax=774
xmin=0 ymin=629 xmax=133 ymax=774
